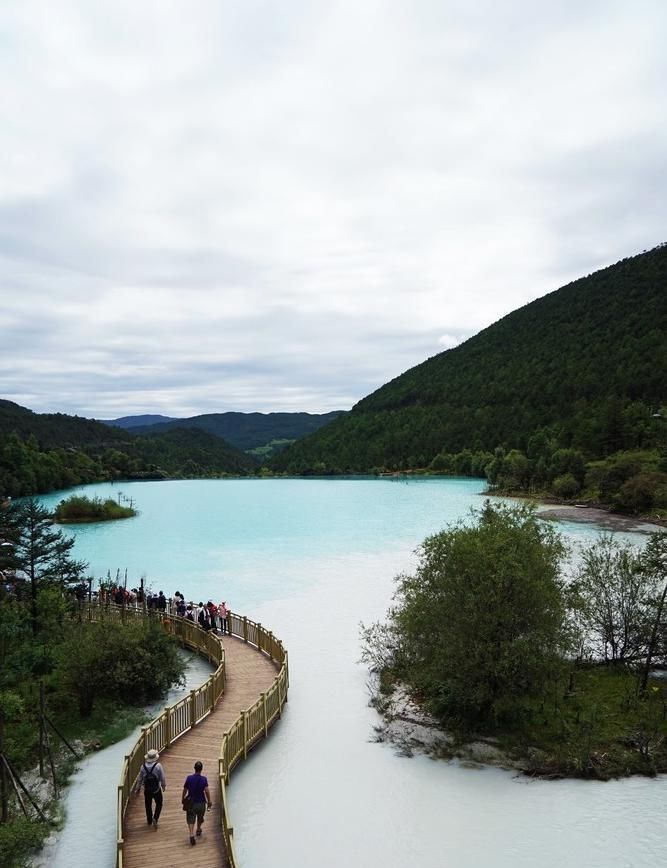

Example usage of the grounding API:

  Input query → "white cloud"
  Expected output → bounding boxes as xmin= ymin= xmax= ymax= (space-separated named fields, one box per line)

xmin=1 ymin=0 xmax=666 ymax=417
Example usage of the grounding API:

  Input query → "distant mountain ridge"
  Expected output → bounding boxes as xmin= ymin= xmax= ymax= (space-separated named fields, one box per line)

xmin=271 ymin=244 xmax=667 ymax=476
xmin=0 ymin=399 xmax=256 ymax=498
xmin=109 ymin=410 xmax=346 ymax=456
xmin=103 ymin=414 xmax=177 ymax=428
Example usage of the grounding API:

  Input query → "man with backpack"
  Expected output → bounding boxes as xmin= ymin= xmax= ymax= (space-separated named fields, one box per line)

xmin=134 ymin=748 xmax=166 ymax=827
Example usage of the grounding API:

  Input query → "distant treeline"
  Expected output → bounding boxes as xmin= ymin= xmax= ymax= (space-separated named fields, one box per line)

xmin=0 ymin=400 xmax=257 ymax=498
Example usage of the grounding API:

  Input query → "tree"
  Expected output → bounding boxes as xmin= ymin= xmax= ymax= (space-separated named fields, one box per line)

xmin=570 ymin=533 xmax=665 ymax=664
xmin=0 ymin=498 xmax=87 ymax=635
xmin=373 ymin=502 xmax=569 ymax=727
xmin=55 ymin=618 xmax=185 ymax=717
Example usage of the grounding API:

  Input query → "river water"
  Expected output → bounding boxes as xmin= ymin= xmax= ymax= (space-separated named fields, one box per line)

xmin=35 ymin=477 xmax=667 ymax=868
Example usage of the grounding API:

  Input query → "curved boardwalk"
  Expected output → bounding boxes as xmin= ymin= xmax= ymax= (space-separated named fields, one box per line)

xmin=122 ymin=635 xmax=279 ymax=868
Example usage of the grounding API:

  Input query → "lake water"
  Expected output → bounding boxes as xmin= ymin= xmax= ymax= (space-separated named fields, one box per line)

xmin=36 ymin=478 xmax=667 ymax=868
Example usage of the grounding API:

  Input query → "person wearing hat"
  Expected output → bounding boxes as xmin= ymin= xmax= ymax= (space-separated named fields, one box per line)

xmin=134 ymin=748 xmax=166 ymax=827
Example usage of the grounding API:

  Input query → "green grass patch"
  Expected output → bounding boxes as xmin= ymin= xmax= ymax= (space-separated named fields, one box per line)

xmin=494 ymin=666 xmax=667 ymax=779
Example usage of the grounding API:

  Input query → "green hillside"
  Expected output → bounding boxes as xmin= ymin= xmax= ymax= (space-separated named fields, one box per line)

xmin=0 ymin=400 xmax=256 ymax=497
xmin=270 ymin=245 xmax=667 ymax=512
xmin=123 ymin=410 xmax=345 ymax=456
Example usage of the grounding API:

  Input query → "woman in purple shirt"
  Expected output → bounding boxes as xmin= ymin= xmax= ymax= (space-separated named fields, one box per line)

xmin=182 ymin=760 xmax=212 ymax=846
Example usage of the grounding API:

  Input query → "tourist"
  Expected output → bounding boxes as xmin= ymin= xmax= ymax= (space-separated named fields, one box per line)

xmin=134 ymin=748 xmax=166 ymax=828
xmin=185 ymin=604 xmax=194 ymax=622
xmin=207 ymin=600 xmax=217 ymax=631
xmin=157 ymin=590 xmax=167 ymax=612
xmin=218 ymin=600 xmax=229 ymax=634
xmin=181 ymin=760 xmax=212 ymax=845
xmin=197 ymin=602 xmax=210 ymax=631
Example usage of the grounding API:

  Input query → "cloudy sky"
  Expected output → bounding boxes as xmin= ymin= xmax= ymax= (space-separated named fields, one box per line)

xmin=2 ymin=1 xmax=666 ymax=419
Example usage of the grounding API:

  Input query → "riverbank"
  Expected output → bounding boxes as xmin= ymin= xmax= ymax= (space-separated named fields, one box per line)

xmin=371 ymin=662 xmax=667 ymax=782
xmin=535 ymin=503 xmax=665 ymax=533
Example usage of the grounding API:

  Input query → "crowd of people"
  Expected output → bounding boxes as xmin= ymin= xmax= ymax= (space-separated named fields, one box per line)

xmin=97 ymin=584 xmax=231 ymax=635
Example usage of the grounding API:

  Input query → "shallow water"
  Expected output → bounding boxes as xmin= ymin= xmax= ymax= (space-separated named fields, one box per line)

xmin=35 ymin=478 xmax=666 ymax=867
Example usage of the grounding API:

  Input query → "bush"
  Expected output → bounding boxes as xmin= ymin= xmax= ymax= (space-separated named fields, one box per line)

xmin=53 ymin=617 xmax=185 ymax=716
xmin=552 ymin=473 xmax=581 ymax=499
xmin=370 ymin=502 xmax=569 ymax=728
xmin=54 ymin=495 xmax=136 ymax=523
xmin=0 ymin=818 xmax=46 ymax=868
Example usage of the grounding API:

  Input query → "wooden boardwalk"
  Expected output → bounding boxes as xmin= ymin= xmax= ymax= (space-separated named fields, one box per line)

xmin=122 ymin=635 xmax=279 ymax=868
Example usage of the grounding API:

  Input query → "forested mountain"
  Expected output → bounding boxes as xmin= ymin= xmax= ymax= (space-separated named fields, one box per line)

xmin=0 ymin=400 xmax=133 ymax=447
xmin=119 ymin=410 xmax=346 ymax=456
xmin=271 ymin=245 xmax=667 ymax=513
xmin=0 ymin=400 xmax=256 ymax=497
xmin=103 ymin=414 xmax=177 ymax=428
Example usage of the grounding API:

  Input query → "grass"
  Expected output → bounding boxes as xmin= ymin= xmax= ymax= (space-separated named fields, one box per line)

xmin=496 ymin=665 xmax=667 ymax=779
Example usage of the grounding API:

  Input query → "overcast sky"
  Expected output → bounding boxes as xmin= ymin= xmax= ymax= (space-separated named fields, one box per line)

xmin=2 ymin=1 xmax=666 ymax=419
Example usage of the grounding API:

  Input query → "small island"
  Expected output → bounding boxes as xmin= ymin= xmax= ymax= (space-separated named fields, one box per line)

xmin=362 ymin=501 xmax=667 ymax=780
xmin=54 ymin=494 xmax=137 ymax=523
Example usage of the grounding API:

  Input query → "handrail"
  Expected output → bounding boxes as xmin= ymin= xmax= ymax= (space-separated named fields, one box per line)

xmin=218 ymin=615 xmax=289 ymax=867
xmin=84 ymin=604 xmax=288 ymax=868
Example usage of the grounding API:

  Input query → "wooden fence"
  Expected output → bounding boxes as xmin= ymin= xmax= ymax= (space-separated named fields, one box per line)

xmin=83 ymin=604 xmax=288 ymax=868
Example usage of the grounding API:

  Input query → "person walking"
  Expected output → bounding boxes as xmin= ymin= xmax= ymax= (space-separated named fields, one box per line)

xmin=134 ymin=748 xmax=166 ymax=827
xmin=182 ymin=760 xmax=212 ymax=845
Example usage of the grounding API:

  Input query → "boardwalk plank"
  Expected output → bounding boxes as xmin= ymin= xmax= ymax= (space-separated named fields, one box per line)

xmin=122 ymin=635 xmax=279 ymax=868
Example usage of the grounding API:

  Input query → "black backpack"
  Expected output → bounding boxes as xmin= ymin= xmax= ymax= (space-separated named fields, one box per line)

xmin=143 ymin=762 xmax=160 ymax=795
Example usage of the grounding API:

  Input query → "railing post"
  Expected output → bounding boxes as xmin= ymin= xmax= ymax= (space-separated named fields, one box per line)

xmin=190 ymin=690 xmax=197 ymax=727
xmin=277 ymin=679 xmax=282 ymax=718
xmin=268 ymin=631 xmax=274 ymax=660
xmin=142 ymin=726 xmax=149 ymax=757
xmin=243 ymin=616 xmax=248 ymax=643
xmin=262 ymin=692 xmax=268 ymax=737
xmin=242 ymin=710 xmax=247 ymax=759
xmin=165 ymin=706 xmax=172 ymax=748
xmin=257 ymin=623 xmax=262 ymax=651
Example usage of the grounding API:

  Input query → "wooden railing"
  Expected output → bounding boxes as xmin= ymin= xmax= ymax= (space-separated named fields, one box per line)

xmin=218 ymin=614 xmax=289 ymax=866
xmin=85 ymin=605 xmax=288 ymax=868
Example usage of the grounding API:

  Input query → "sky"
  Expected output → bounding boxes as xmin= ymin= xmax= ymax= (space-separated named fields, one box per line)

xmin=1 ymin=1 xmax=666 ymax=420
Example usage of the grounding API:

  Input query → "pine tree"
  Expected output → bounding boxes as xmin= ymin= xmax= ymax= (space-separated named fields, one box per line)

xmin=1 ymin=498 xmax=88 ymax=634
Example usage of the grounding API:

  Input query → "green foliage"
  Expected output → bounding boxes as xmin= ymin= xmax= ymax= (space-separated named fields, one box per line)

xmin=0 ymin=400 xmax=259 ymax=498
xmin=1 ymin=498 xmax=88 ymax=635
xmin=54 ymin=617 xmax=185 ymax=716
xmin=569 ymin=533 xmax=666 ymax=663
xmin=510 ymin=666 xmax=667 ymax=779
xmin=363 ymin=518 xmax=667 ymax=777
xmin=0 ymin=817 xmax=46 ymax=868
xmin=270 ymin=245 xmax=666 ymax=513
xmin=382 ymin=502 xmax=569 ymax=727
xmin=54 ymin=495 xmax=136 ymax=523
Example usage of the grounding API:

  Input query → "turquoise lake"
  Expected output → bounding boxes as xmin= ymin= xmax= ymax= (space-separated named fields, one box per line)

xmin=36 ymin=477 xmax=667 ymax=868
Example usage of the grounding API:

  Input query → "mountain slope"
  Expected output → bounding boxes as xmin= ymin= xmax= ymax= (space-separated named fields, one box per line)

xmin=126 ymin=410 xmax=346 ymax=453
xmin=0 ymin=400 xmax=256 ymax=497
xmin=271 ymin=245 xmax=667 ymax=474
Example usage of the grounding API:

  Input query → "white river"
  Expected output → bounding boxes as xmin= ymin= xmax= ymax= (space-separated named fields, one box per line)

xmin=31 ymin=477 xmax=667 ymax=867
